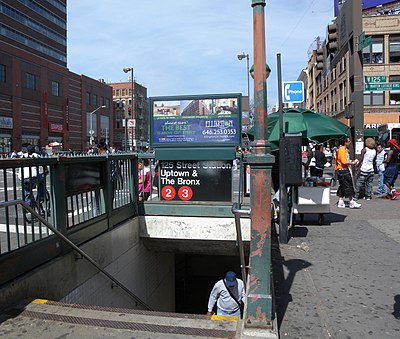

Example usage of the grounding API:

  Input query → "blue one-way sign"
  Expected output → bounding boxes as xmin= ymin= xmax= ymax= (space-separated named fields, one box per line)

xmin=282 ymin=81 xmax=304 ymax=103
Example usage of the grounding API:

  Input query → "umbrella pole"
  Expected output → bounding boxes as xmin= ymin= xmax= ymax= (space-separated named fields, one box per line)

xmin=277 ymin=53 xmax=288 ymax=244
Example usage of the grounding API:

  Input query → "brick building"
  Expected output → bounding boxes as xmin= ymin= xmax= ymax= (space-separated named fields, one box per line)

xmin=0 ymin=0 xmax=113 ymax=152
xmin=306 ymin=1 xmax=400 ymax=137
xmin=109 ymin=81 xmax=148 ymax=151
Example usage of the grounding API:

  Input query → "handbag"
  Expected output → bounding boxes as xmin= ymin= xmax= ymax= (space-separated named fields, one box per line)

xmin=309 ymin=153 xmax=316 ymax=167
xmin=223 ymin=279 xmax=244 ymax=319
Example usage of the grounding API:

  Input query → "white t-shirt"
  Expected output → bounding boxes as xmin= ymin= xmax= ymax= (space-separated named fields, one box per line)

xmin=360 ymin=147 xmax=376 ymax=173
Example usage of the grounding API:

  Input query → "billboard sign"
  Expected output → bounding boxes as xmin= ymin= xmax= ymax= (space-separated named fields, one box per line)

xmin=150 ymin=94 xmax=241 ymax=147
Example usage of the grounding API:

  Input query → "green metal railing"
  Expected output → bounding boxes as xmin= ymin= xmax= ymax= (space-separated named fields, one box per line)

xmin=0 ymin=152 xmax=250 ymax=286
xmin=0 ymin=153 xmax=138 ymax=285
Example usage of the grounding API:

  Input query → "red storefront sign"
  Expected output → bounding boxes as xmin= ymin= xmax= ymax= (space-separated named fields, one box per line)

xmin=49 ymin=123 xmax=64 ymax=133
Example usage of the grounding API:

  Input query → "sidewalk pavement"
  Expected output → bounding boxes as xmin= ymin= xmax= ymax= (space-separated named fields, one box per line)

xmin=273 ymin=188 xmax=400 ymax=338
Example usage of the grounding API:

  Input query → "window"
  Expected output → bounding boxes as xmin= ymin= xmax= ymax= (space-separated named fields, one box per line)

xmin=0 ymin=23 xmax=66 ymax=63
xmin=92 ymin=94 xmax=97 ymax=106
xmin=390 ymin=75 xmax=400 ymax=105
xmin=343 ymin=80 xmax=347 ymax=106
xmin=364 ymin=91 xmax=384 ymax=106
xmin=26 ymin=72 xmax=37 ymax=90
xmin=86 ymin=92 xmax=91 ymax=105
xmin=51 ymin=81 xmax=59 ymax=96
xmin=339 ymin=83 xmax=343 ymax=111
xmin=0 ymin=64 xmax=5 ymax=82
xmin=389 ymin=35 xmax=400 ymax=63
xmin=362 ymin=36 xmax=384 ymax=64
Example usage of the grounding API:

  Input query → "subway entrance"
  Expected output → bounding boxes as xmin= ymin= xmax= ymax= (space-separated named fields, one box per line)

xmin=175 ymin=253 xmax=245 ymax=314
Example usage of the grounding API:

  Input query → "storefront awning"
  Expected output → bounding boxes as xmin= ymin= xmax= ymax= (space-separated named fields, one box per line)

xmin=364 ymin=128 xmax=378 ymax=138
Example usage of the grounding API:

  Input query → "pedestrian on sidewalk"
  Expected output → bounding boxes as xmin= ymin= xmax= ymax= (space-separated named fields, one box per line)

xmin=207 ymin=271 xmax=245 ymax=318
xmin=382 ymin=139 xmax=400 ymax=200
xmin=375 ymin=143 xmax=386 ymax=195
xmin=354 ymin=138 xmax=376 ymax=200
xmin=335 ymin=137 xmax=361 ymax=209
xmin=306 ymin=143 xmax=327 ymax=177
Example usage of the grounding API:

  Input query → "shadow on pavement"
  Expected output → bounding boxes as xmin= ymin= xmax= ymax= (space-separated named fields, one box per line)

xmin=272 ymin=223 xmax=312 ymax=329
xmin=393 ymin=294 xmax=400 ymax=320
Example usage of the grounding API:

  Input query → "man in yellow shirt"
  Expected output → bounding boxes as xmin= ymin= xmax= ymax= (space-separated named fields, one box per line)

xmin=335 ymin=137 xmax=361 ymax=209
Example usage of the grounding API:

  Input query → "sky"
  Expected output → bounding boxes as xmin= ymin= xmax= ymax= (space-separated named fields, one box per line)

xmin=67 ymin=0 xmax=334 ymax=109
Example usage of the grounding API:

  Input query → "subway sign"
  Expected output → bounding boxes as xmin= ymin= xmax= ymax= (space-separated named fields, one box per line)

xmin=159 ymin=160 xmax=232 ymax=202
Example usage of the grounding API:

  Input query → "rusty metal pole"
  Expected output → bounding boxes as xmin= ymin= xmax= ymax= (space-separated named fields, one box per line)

xmin=243 ymin=0 xmax=274 ymax=331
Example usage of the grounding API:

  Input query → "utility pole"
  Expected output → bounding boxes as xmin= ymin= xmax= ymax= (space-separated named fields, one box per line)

xmin=350 ymin=0 xmax=364 ymax=159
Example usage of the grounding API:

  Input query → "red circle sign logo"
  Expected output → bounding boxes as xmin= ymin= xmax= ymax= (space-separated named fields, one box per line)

xmin=178 ymin=186 xmax=193 ymax=201
xmin=161 ymin=185 xmax=176 ymax=200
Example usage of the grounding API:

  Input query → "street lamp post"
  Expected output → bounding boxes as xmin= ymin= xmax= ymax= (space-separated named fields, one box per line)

xmin=123 ymin=67 xmax=134 ymax=151
xmin=242 ymin=0 xmax=274 ymax=333
xmin=89 ymin=105 xmax=106 ymax=146
xmin=237 ymin=52 xmax=250 ymax=101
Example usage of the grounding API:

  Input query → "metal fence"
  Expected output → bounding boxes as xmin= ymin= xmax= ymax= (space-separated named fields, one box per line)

xmin=0 ymin=152 xmax=246 ymax=285
xmin=0 ymin=153 xmax=138 ymax=257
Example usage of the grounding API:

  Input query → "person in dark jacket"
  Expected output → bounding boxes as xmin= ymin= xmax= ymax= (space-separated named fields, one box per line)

xmin=306 ymin=144 xmax=327 ymax=177
xmin=382 ymin=138 xmax=400 ymax=200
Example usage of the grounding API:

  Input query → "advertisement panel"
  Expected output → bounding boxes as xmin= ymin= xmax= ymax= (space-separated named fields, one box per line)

xmin=150 ymin=94 xmax=241 ymax=147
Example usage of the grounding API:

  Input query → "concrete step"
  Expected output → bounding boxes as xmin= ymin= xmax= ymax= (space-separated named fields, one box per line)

xmin=0 ymin=299 xmax=239 ymax=338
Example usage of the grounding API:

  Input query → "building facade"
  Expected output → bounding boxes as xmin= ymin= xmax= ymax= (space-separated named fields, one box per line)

xmin=307 ymin=1 xmax=400 ymax=134
xmin=109 ymin=81 xmax=148 ymax=151
xmin=0 ymin=0 xmax=113 ymax=152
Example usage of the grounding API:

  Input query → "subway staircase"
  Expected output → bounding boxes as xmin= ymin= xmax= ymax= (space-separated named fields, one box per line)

xmin=0 ymin=299 xmax=239 ymax=338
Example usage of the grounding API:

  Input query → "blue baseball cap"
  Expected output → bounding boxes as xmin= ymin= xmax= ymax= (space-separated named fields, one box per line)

xmin=225 ymin=271 xmax=237 ymax=287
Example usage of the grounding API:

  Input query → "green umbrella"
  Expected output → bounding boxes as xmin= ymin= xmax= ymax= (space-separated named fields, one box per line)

xmin=246 ymin=108 xmax=350 ymax=149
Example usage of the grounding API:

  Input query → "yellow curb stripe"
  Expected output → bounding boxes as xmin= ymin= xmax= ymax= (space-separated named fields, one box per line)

xmin=32 ymin=299 xmax=48 ymax=304
xmin=211 ymin=315 xmax=238 ymax=322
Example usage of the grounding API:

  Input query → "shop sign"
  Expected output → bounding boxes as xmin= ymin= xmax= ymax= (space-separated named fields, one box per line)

xmin=0 ymin=116 xmax=13 ymax=129
xmin=159 ymin=160 xmax=232 ymax=202
xmin=49 ymin=123 xmax=63 ymax=133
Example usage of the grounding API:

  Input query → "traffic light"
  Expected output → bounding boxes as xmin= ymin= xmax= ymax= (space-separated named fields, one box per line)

xmin=316 ymin=48 xmax=324 ymax=70
xmin=127 ymin=107 xmax=132 ymax=116
xmin=327 ymin=22 xmax=338 ymax=55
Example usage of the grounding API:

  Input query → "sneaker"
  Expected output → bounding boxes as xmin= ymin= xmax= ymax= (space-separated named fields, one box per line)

xmin=386 ymin=194 xmax=392 ymax=200
xmin=363 ymin=197 xmax=371 ymax=201
xmin=337 ymin=200 xmax=345 ymax=208
xmin=391 ymin=191 xmax=400 ymax=200
xmin=349 ymin=200 xmax=361 ymax=209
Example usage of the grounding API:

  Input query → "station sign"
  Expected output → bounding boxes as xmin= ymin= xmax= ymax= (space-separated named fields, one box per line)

xmin=159 ymin=160 xmax=232 ymax=202
xmin=150 ymin=94 xmax=241 ymax=147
